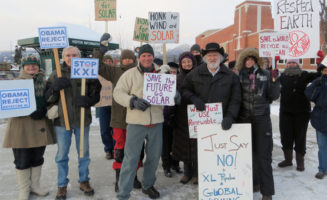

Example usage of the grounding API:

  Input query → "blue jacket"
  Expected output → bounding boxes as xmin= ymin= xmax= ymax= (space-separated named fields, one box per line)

xmin=305 ymin=75 xmax=327 ymax=134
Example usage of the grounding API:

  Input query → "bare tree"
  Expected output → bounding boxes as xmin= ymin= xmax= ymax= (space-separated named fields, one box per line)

xmin=320 ymin=0 xmax=327 ymax=53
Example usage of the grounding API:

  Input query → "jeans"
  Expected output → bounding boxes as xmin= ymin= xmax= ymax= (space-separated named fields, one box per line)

xmin=117 ymin=123 xmax=163 ymax=200
xmin=316 ymin=130 xmax=327 ymax=173
xmin=55 ymin=126 xmax=90 ymax=187
xmin=98 ymin=106 xmax=115 ymax=153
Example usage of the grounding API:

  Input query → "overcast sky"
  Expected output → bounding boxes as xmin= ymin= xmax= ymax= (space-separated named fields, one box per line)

xmin=0 ymin=0 xmax=271 ymax=51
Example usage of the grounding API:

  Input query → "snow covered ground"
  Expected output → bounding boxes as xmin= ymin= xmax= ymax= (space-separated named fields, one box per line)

xmin=0 ymin=104 xmax=326 ymax=200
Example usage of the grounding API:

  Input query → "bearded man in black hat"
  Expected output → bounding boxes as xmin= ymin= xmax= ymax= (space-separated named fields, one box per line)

xmin=182 ymin=42 xmax=241 ymax=130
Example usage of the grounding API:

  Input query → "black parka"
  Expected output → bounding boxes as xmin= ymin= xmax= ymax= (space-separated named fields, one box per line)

xmin=181 ymin=63 xmax=241 ymax=121
xmin=172 ymin=70 xmax=197 ymax=163
xmin=45 ymin=62 xmax=101 ymax=127
xmin=238 ymin=67 xmax=280 ymax=119
xmin=280 ymin=70 xmax=319 ymax=113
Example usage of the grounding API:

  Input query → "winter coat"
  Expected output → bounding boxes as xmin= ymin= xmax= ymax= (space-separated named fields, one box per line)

xmin=172 ymin=70 xmax=197 ymax=163
xmin=181 ymin=63 xmax=241 ymax=121
xmin=45 ymin=62 xmax=101 ymax=127
xmin=236 ymin=48 xmax=280 ymax=119
xmin=280 ymin=68 xmax=319 ymax=113
xmin=113 ymin=63 xmax=164 ymax=125
xmin=99 ymin=61 xmax=137 ymax=129
xmin=3 ymin=70 xmax=56 ymax=148
xmin=305 ymin=75 xmax=327 ymax=134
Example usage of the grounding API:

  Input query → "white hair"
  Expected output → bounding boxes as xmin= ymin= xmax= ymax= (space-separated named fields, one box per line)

xmin=62 ymin=46 xmax=81 ymax=58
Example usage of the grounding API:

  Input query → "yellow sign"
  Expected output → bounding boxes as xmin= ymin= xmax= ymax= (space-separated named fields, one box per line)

xmin=133 ymin=17 xmax=149 ymax=43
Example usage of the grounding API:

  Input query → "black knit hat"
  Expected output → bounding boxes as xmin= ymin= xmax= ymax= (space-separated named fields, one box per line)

xmin=168 ymin=62 xmax=179 ymax=69
xmin=154 ymin=58 xmax=163 ymax=66
xmin=138 ymin=44 xmax=154 ymax=57
xmin=190 ymin=44 xmax=201 ymax=52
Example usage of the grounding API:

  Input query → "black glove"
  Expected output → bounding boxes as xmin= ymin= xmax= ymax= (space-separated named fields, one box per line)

xmin=100 ymin=33 xmax=111 ymax=55
xmin=221 ymin=117 xmax=233 ymax=130
xmin=190 ymin=96 xmax=205 ymax=111
xmin=130 ymin=96 xmax=151 ymax=111
xmin=52 ymin=77 xmax=71 ymax=92
xmin=74 ymin=96 xmax=92 ymax=107
xmin=114 ymin=149 xmax=124 ymax=163
xmin=174 ymin=91 xmax=181 ymax=105
xmin=30 ymin=107 xmax=47 ymax=120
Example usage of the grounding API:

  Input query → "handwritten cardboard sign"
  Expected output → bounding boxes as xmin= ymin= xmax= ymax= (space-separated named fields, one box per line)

xmin=273 ymin=0 xmax=320 ymax=58
xmin=94 ymin=75 xmax=112 ymax=107
xmin=71 ymin=58 xmax=99 ymax=79
xmin=0 ymin=80 xmax=36 ymax=119
xmin=321 ymin=55 xmax=327 ymax=67
xmin=148 ymin=12 xmax=179 ymax=43
xmin=38 ymin=27 xmax=69 ymax=49
xmin=133 ymin=17 xmax=149 ymax=42
xmin=143 ymin=73 xmax=176 ymax=106
xmin=187 ymin=103 xmax=223 ymax=138
xmin=259 ymin=32 xmax=289 ymax=58
xmin=198 ymin=124 xmax=253 ymax=200
xmin=94 ymin=0 xmax=116 ymax=21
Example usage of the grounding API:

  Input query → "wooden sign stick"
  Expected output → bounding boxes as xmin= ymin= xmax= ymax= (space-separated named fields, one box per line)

xmin=163 ymin=43 xmax=167 ymax=65
xmin=53 ymin=48 xmax=70 ymax=130
xmin=79 ymin=78 xmax=86 ymax=158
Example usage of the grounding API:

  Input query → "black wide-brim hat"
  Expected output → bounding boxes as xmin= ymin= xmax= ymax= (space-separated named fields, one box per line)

xmin=201 ymin=42 xmax=225 ymax=57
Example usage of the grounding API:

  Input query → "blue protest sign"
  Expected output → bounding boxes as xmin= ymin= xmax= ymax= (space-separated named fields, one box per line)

xmin=0 ymin=80 xmax=36 ymax=119
xmin=71 ymin=58 xmax=99 ymax=79
xmin=38 ymin=26 xmax=69 ymax=49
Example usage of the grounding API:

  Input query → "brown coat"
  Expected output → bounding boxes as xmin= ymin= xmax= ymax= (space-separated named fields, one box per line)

xmin=2 ymin=70 xmax=56 ymax=148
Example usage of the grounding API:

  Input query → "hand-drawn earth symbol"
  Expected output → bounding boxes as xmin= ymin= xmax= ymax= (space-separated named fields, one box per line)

xmin=289 ymin=30 xmax=310 ymax=57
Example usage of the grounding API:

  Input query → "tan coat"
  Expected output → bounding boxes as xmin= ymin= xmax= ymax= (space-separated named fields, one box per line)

xmin=2 ymin=70 xmax=56 ymax=148
xmin=113 ymin=64 xmax=164 ymax=125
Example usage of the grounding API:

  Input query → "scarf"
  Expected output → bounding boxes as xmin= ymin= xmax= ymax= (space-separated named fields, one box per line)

xmin=19 ymin=69 xmax=46 ymax=109
xmin=283 ymin=66 xmax=302 ymax=76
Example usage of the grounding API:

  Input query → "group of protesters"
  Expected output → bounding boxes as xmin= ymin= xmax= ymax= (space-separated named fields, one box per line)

xmin=2 ymin=32 xmax=327 ymax=200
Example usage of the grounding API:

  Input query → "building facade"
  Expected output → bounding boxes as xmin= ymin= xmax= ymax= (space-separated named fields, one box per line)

xmin=195 ymin=0 xmax=319 ymax=70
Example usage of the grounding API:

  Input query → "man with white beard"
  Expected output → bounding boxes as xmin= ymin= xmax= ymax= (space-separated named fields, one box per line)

xmin=182 ymin=42 xmax=241 ymax=130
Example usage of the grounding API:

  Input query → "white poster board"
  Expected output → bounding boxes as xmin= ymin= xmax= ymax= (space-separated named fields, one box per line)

xmin=148 ymin=12 xmax=179 ymax=43
xmin=38 ymin=26 xmax=69 ymax=49
xmin=71 ymin=58 xmax=99 ymax=79
xmin=0 ymin=80 xmax=36 ymax=119
xmin=259 ymin=32 xmax=289 ymax=58
xmin=273 ymin=0 xmax=320 ymax=58
xmin=198 ymin=124 xmax=253 ymax=200
xmin=187 ymin=103 xmax=223 ymax=138
xmin=143 ymin=73 xmax=176 ymax=106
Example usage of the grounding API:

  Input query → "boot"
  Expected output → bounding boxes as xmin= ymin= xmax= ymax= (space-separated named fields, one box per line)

xmin=16 ymin=168 xmax=31 ymax=200
xmin=115 ymin=169 xmax=120 ymax=192
xmin=30 ymin=165 xmax=49 ymax=196
xmin=192 ymin=177 xmax=198 ymax=185
xmin=133 ymin=174 xmax=142 ymax=189
xmin=278 ymin=149 xmax=293 ymax=168
xmin=262 ymin=195 xmax=272 ymax=200
xmin=296 ymin=153 xmax=305 ymax=171
xmin=55 ymin=187 xmax=67 ymax=200
xmin=253 ymin=184 xmax=260 ymax=193
xmin=180 ymin=175 xmax=192 ymax=184
xmin=79 ymin=181 xmax=94 ymax=196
